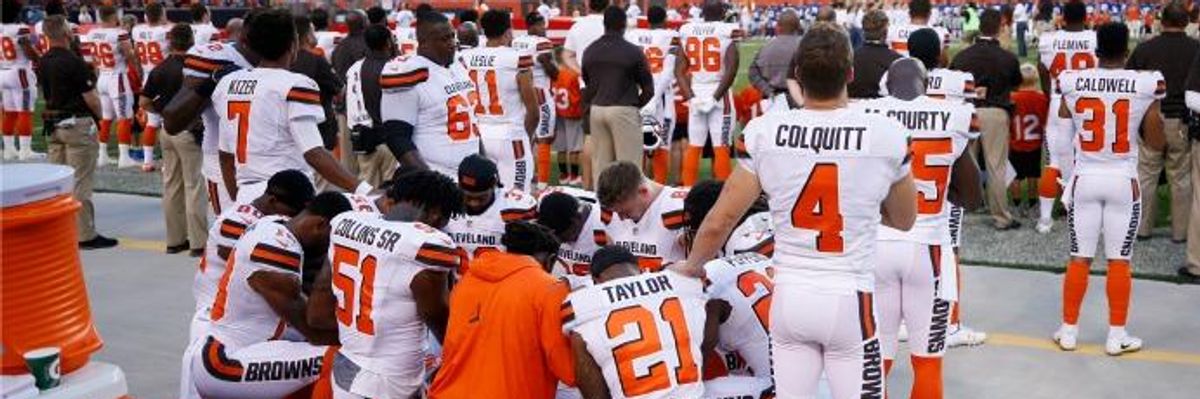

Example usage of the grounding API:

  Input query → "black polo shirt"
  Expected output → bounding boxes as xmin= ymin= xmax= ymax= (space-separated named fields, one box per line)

xmin=291 ymin=48 xmax=344 ymax=149
xmin=581 ymin=33 xmax=654 ymax=107
xmin=950 ymin=37 xmax=1022 ymax=110
xmin=141 ymin=53 xmax=185 ymax=113
xmin=39 ymin=46 xmax=96 ymax=116
xmin=1128 ymin=31 xmax=1200 ymax=119
xmin=849 ymin=41 xmax=902 ymax=99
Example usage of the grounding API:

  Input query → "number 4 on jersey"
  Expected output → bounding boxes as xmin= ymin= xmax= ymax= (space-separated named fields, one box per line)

xmin=791 ymin=163 xmax=844 ymax=253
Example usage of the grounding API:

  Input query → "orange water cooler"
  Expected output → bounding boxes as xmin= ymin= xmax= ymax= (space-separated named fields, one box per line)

xmin=1 ymin=163 xmax=129 ymax=398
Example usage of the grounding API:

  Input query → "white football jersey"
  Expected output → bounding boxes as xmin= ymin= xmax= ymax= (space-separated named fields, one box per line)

xmin=852 ymin=96 xmax=976 ymax=245
xmin=344 ymin=193 xmax=382 ymax=214
xmin=379 ymin=54 xmax=480 ymax=177
xmin=313 ymin=30 xmax=345 ymax=62
xmin=926 ymin=68 xmax=977 ymax=103
xmin=538 ymin=186 xmax=610 ymax=290
xmin=208 ymin=217 xmax=303 ymax=349
xmin=0 ymin=24 xmax=33 ymax=68
xmin=561 ymin=270 xmax=707 ymax=399
xmin=512 ymin=34 xmax=554 ymax=89
xmin=702 ymin=253 xmax=774 ymax=379
xmin=329 ymin=212 xmax=460 ymax=385
xmin=1038 ymin=30 xmax=1097 ymax=95
xmin=887 ymin=24 xmax=950 ymax=55
xmin=740 ymin=108 xmax=910 ymax=293
xmin=1060 ymin=68 xmax=1165 ymax=179
xmin=725 ymin=211 xmax=774 ymax=257
xmin=213 ymin=68 xmax=326 ymax=186
xmin=190 ymin=23 xmax=220 ymax=44
xmin=444 ymin=189 xmax=538 ymax=271
xmin=393 ymin=27 xmax=418 ymax=57
xmin=678 ymin=21 xmax=743 ymax=89
xmin=605 ymin=186 xmax=690 ymax=272
xmin=83 ymin=27 xmax=131 ymax=73
xmin=625 ymin=28 xmax=680 ymax=97
xmin=459 ymin=46 xmax=534 ymax=130
xmin=183 ymin=41 xmax=254 ymax=156
xmin=196 ymin=202 xmax=267 ymax=316
xmin=131 ymin=24 xmax=171 ymax=75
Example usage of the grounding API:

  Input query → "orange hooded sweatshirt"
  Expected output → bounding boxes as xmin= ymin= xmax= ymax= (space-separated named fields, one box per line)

xmin=428 ymin=251 xmax=576 ymax=399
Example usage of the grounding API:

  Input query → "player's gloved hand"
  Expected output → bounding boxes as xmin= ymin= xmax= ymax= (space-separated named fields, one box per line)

xmin=195 ymin=63 xmax=242 ymax=98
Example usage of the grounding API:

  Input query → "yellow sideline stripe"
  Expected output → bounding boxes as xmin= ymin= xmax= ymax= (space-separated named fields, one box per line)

xmin=106 ymin=239 xmax=1200 ymax=366
xmin=987 ymin=333 xmax=1200 ymax=366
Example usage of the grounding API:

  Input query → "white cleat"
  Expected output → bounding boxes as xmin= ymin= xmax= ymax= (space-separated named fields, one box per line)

xmin=3 ymin=147 xmax=17 ymax=161
xmin=1053 ymin=325 xmax=1078 ymax=351
xmin=117 ymin=155 xmax=140 ymax=169
xmin=947 ymin=325 xmax=988 ymax=348
xmin=1106 ymin=331 xmax=1143 ymax=356
xmin=97 ymin=153 xmax=113 ymax=167
xmin=897 ymin=324 xmax=909 ymax=342
xmin=1036 ymin=218 xmax=1053 ymax=234
xmin=18 ymin=150 xmax=45 ymax=161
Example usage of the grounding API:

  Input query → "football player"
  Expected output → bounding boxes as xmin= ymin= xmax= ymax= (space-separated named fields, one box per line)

xmin=1037 ymin=0 xmax=1098 ymax=234
xmin=189 ymin=3 xmax=220 ymax=45
xmin=310 ymin=8 xmax=345 ymax=62
xmin=512 ymin=12 xmax=558 ymax=189
xmin=699 ymin=252 xmax=776 ymax=399
xmin=536 ymin=187 xmax=610 ymax=290
xmin=886 ymin=0 xmax=950 ymax=56
xmin=461 ymin=10 xmax=540 ymax=193
xmin=445 ymin=154 xmax=539 ymax=272
xmin=676 ymin=1 xmax=743 ymax=186
xmin=211 ymin=9 xmax=368 ymax=203
xmin=680 ymin=24 xmax=917 ymax=399
xmin=855 ymin=56 xmax=983 ymax=399
xmin=393 ymin=20 xmax=418 ymax=57
xmin=185 ymin=192 xmax=351 ymax=398
xmin=130 ymin=2 xmax=171 ymax=171
xmin=563 ymin=246 xmax=707 ymax=399
xmin=0 ymin=0 xmax=41 ymax=161
xmin=310 ymin=170 xmax=465 ymax=399
xmin=163 ymin=9 xmax=259 ymax=215
xmin=596 ymin=161 xmax=689 ymax=272
xmin=628 ymin=5 xmax=684 ymax=184
xmin=1054 ymin=23 xmax=1164 ymax=356
xmin=683 ymin=179 xmax=773 ymax=257
xmin=86 ymin=5 xmax=142 ymax=168
xmin=378 ymin=11 xmax=480 ymax=178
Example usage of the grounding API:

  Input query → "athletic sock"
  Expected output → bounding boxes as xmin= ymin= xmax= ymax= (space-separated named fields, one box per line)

xmin=15 ymin=111 xmax=32 ymax=136
xmin=2 ymin=135 xmax=12 ymax=152
xmin=652 ymin=148 xmax=669 ymax=184
xmin=1063 ymin=258 xmax=1091 ymax=325
xmin=116 ymin=119 xmax=133 ymax=145
xmin=2 ymin=111 xmax=15 ymax=136
xmin=117 ymin=144 xmax=131 ymax=160
xmin=18 ymin=136 xmax=33 ymax=153
xmin=1106 ymin=259 xmax=1132 ymax=327
xmin=98 ymin=119 xmax=112 ymax=143
xmin=682 ymin=146 xmax=702 ymax=187
xmin=910 ymin=354 xmax=944 ymax=399
xmin=536 ymin=142 xmax=552 ymax=184
xmin=1038 ymin=167 xmax=1062 ymax=220
xmin=142 ymin=146 xmax=155 ymax=163
xmin=712 ymin=145 xmax=731 ymax=180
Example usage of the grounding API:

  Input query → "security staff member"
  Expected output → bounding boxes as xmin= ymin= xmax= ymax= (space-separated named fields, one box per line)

xmin=141 ymin=24 xmax=205 ymax=257
xmin=39 ymin=15 xmax=117 ymax=250
xmin=748 ymin=9 xmax=803 ymax=109
xmin=292 ymin=15 xmax=345 ymax=190
xmin=344 ymin=24 xmax=399 ymax=187
xmin=849 ymin=10 xmax=902 ymax=99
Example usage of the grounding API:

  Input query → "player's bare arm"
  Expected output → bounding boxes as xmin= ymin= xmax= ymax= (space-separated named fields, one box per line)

xmin=17 ymin=33 xmax=38 ymax=63
xmin=1038 ymin=62 xmax=1052 ymax=99
xmin=881 ymin=173 xmax=918 ymax=231
xmin=702 ymin=298 xmax=732 ymax=356
xmin=219 ymin=150 xmax=239 ymax=201
xmin=713 ymin=42 xmax=740 ymax=101
xmin=562 ymin=49 xmax=581 ymax=75
xmin=679 ymin=167 xmax=762 ymax=277
xmin=947 ymin=147 xmax=985 ymax=211
xmin=636 ymin=56 xmax=655 ymax=108
xmin=674 ymin=48 xmax=694 ymax=100
xmin=1140 ymin=100 xmax=1165 ymax=152
xmin=570 ymin=332 xmax=611 ymax=399
xmin=305 ymin=261 xmax=339 ymax=334
xmin=247 ymin=269 xmax=338 ymax=345
xmin=411 ymin=269 xmax=451 ymax=343
xmin=303 ymin=147 xmax=364 ymax=193
xmin=118 ymin=38 xmax=141 ymax=77
xmin=380 ymin=119 xmax=432 ymax=171
xmin=518 ymin=69 xmax=541 ymax=137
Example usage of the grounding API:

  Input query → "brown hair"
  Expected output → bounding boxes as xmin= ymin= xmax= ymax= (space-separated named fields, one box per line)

xmin=794 ymin=23 xmax=852 ymax=101
xmin=597 ymin=161 xmax=644 ymax=208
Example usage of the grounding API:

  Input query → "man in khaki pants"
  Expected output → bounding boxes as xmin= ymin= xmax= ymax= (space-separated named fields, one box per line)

xmin=39 ymin=15 xmax=117 ymax=249
xmin=142 ymin=24 xmax=207 ymax=256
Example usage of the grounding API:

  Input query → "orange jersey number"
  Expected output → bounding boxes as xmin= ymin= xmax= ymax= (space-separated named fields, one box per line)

xmin=135 ymin=41 xmax=164 ymax=66
xmin=227 ymin=101 xmax=251 ymax=163
xmin=332 ymin=244 xmax=378 ymax=335
xmin=1049 ymin=52 xmax=1096 ymax=81
xmin=1075 ymin=97 xmax=1130 ymax=154
xmin=446 ymin=94 xmax=477 ymax=141
xmin=791 ymin=163 xmax=844 ymax=253
xmin=0 ymin=37 xmax=16 ymax=60
xmin=210 ymin=250 xmax=238 ymax=321
xmin=644 ymin=47 xmax=665 ymax=74
xmin=736 ymin=270 xmax=773 ymax=331
xmin=684 ymin=37 xmax=721 ymax=73
xmin=910 ymin=138 xmax=954 ymax=215
xmin=606 ymin=297 xmax=700 ymax=397
xmin=468 ymin=69 xmax=504 ymax=116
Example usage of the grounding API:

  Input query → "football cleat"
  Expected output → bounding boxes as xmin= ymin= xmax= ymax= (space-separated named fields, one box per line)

xmin=18 ymin=149 xmax=45 ymax=161
xmin=947 ymin=325 xmax=987 ymax=347
xmin=1106 ymin=331 xmax=1142 ymax=356
xmin=3 ymin=146 xmax=17 ymax=161
xmin=1053 ymin=325 xmax=1078 ymax=351
xmin=1036 ymin=218 xmax=1053 ymax=234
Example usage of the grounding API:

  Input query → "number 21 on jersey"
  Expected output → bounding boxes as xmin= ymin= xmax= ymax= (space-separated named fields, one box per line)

xmin=606 ymin=298 xmax=699 ymax=397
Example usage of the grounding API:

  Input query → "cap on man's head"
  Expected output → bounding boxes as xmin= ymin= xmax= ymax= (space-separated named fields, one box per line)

xmin=590 ymin=245 xmax=638 ymax=277
xmin=457 ymin=154 xmax=500 ymax=193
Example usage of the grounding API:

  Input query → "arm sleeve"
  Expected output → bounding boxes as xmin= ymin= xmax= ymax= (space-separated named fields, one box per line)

xmin=379 ymin=65 xmax=426 ymax=125
xmin=541 ymin=281 xmax=577 ymax=386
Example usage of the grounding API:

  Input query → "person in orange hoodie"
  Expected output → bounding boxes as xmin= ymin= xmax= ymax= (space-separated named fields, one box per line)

xmin=428 ymin=221 xmax=577 ymax=398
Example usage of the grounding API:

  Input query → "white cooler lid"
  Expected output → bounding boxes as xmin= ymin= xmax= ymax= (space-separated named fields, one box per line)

xmin=0 ymin=163 xmax=75 ymax=208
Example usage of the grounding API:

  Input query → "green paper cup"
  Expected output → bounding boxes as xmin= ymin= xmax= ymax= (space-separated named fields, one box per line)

xmin=23 ymin=347 xmax=62 ymax=390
